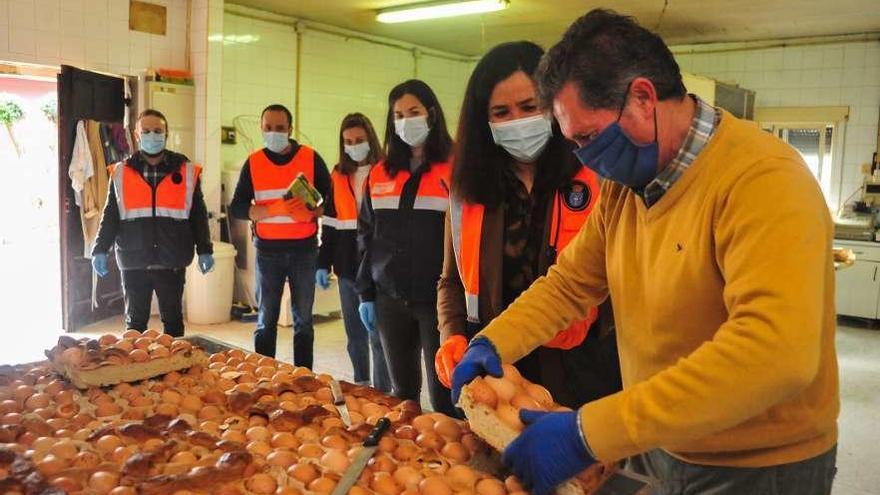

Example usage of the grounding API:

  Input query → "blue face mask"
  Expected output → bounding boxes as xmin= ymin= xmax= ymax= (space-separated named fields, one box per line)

xmin=139 ymin=132 xmax=166 ymax=155
xmin=573 ymin=93 xmax=659 ymax=190
xmin=263 ymin=132 xmax=290 ymax=154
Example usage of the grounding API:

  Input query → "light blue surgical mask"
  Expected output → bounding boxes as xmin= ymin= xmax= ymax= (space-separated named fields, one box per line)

xmin=263 ymin=132 xmax=290 ymax=154
xmin=139 ymin=132 xmax=166 ymax=155
xmin=394 ymin=115 xmax=430 ymax=147
xmin=489 ymin=114 xmax=553 ymax=163
xmin=344 ymin=142 xmax=371 ymax=162
xmin=573 ymin=88 xmax=659 ymax=189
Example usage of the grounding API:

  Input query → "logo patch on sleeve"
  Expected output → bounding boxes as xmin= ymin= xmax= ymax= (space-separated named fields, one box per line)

xmin=563 ymin=180 xmax=591 ymax=211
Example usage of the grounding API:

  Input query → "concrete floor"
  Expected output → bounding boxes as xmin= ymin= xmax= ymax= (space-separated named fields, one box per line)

xmin=7 ymin=315 xmax=878 ymax=494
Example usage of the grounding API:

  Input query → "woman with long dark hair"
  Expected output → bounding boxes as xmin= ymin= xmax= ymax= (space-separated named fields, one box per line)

xmin=436 ymin=42 xmax=621 ymax=408
xmin=317 ymin=113 xmax=390 ymax=392
xmin=356 ymin=80 xmax=456 ymax=415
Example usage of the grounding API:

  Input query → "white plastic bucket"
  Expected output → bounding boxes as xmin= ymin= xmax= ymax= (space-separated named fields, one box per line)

xmin=185 ymin=241 xmax=237 ymax=324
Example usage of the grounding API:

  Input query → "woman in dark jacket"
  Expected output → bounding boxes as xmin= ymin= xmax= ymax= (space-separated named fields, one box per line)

xmin=317 ymin=113 xmax=391 ymax=392
xmin=356 ymin=80 xmax=456 ymax=415
xmin=435 ymin=42 xmax=621 ymax=408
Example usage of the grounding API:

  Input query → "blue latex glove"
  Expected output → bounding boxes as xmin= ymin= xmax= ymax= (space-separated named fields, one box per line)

xmin=92 ymin=253 xmax=109 ymax=278
xmin=316 ymin=269 xmax=331 ymax=290
xmin=197 ymin=254 xmax=215 ymax=274
xmin=450 ymin=337 xmax=503 ymax=405
xmin=358 ymin=301 xmax=376 ymax=334
xmin=504 ymin=410 xmax=596 ymax=495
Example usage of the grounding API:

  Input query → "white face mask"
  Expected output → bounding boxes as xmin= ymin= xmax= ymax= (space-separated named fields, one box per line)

xmin=344 ymin=142 xmax=371 ymax=162
xmin=489 ymin=114 xmax=553 ymax=163
xmin=394 ymin=115 xmax=430 ymax=147
xmin=262 ymin=132 xmax=289 ymax=154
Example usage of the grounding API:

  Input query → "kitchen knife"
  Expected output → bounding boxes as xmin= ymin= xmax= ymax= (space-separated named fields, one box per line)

xmin=331 ymin=417 xmax=391 ymax=495
xmin=329 ymin=379 xmax=352 ymax=427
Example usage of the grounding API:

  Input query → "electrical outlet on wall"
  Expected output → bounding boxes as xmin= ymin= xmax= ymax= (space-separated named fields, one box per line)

xmin=222 ymin=126 xmax=237 ymax=145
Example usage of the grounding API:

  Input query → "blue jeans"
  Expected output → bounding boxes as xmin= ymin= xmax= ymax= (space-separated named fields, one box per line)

xmin=627 ymin=445 xmax=837 ymax=495
xmin=338 ymin=277 xmax=391 ymax=392
xmin=254 ymin=247 xmax=316 ymax=367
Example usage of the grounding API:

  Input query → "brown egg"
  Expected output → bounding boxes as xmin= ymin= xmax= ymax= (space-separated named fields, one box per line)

xmin=270 ymin=432 xmax=299 ymax=449
xmin=393 ymin=465 xmax=424 ymax=490
xmin=59 ymin=347 xmax=83 ymax=366
xmin=392 ymin=442 xmax=418 ymax=462
xmin=308 ymin=476 xmax=337 ymax=494
xmin=322 ymin=417 xmax=346 ymax=430
xmin=14 ymin=384 xmax=34 ymax=401
xmin=49 ymin=439 xmax=78 ymax=459
xmin=349 ymin=411 xmax=366 ymax=425
xmin=155 ymin=402 xmax=179 ymax=417
xmin=321 ymin=449 xmax=350 ymax=473
xmin=247 ymin=440 xmax=272 ymax=457
xmin=433 ymin=418 xmax=462 ymax=441
xmin=114 ymin=339 xmax=134 ymax=353
xmin=277 ymin=488 xmax=304 ymax=495
xmin=198 ymin=420 xmax=220 ymax=436
xmin=180 ymin=395 xmax=203 ymax=412
xmin=484 ymin=377 xmax=516 ymax=403
xmin=170 ymin=451 xmax=198 ymax=465
xmin=150 ymin=346 xmax=171 ymax=359
xmin=370 ymin=472 xmax=401 ymax=495
xmin=496 ymin=403 xmax=524 ymax=431
xmin=142 ymin=329 xmax=160 ymax=338
xmin=266 ymin=448 xmax=298 ymax=467
xmin=142 ymin=438 xmax=165 ymax=452
xmin=53 ymin=389 xmax=76 ymax=406
xmin=222 ymin=429 xmax=248 ymax=444
xmin=367 ymin=453 xmax=396 ymax=473
xmin=108 ymin=487 xmax=136 ymax=495
xmin=89 ymin=471 xmax=120 ymax=494
xmin=298 ymin=443 xmax=324 ymax=459
xmin=320 ymin=434 xmax=348 ymax=450
xmin=171 ymin=339 xmax=193 ymax=352
xmin=394 ymin=425 xmax=418 ymax=441
xmin=419 ymin=476 xmax=453 ymax=495
xmin=73 ymin=450 xmax=101 ymax=469
xmin=440 ymin=442 xmax=469 ymax=463
xmin=36 ymin=454 xmax=68 ymax=476
xmin=246 ymin=425 xmax=270 ymax=442
xmin=348 ymin=486 xmax=370 ymax=495
xmin=33 ymin=406 xmax=56 ymax=420
xmin=295 ymin=426 xmax=319 ymax=442
xmin=255 ymin=366 xmax=275 ymax=378
xmin=416 ymin=431 xmax=444 ymax=450
xmin=249 ymin=415 xmax=269 ymax=427
xmin=156 ymin=333 xmax=174 ymax=347
xmin=510 ymin=393 xmax=541 ymax=411
xmin=32 ymin=436 xmax=55 ymax=453
xmin=0 ymin=399 xmax=20 ymax=414
xmin=133 ymin=337 xmax=154 ymax=350
xmin=245 ymin=473 xmax=277 ymax=494
xmin=98 ymin=334 xmax=119 ymax=346
xmin=314 ymin=387 xmax=333 ymax=402
xmin=475 ymin=478 xmax=507 ymax=495
xmin=49 ymin=475 xmax=82 ymax=492
xmin=95 ymin=401 xmax=122 ymax=417
xmin=411 ymin=414 xmax=435 ymax=433
xmin=376 ymin=436 xmax=398 ymax=454
xmin=111 ymin=445 xmax=136 ymax=464
xmin=160 ymin=389 xmax=183 ymax=404
xmin=288 ymin=462 xmax=320 ymax=484
xmin=43 ymin=380 xmax=64 ymax=396
xmin=128 ymin=349 xmax=149 ymax=362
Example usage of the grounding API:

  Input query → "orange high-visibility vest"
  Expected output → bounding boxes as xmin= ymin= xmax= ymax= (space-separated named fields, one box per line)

xmin=249 ymin=146 xmax=317 ymax=240
xmin=450 ymin=166 xmax=601 ymax=350
xmin=368 ymin=160 xmax=450 ymax=213
xmin=322 ymin=169 xmax=360 ymax=231
xmin=109 ymin=161 xmax=201 ymax=221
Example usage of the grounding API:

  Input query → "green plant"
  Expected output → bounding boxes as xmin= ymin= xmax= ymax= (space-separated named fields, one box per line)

xmin=0 ymin=94 xmax=25 ymax=157
xmin=40 ymin=96 xmax=57 ymax=124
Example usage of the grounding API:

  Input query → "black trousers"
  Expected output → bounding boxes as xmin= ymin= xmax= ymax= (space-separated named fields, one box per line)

xmin=121 ymin=268 xmax=186 ymax=337
xmin=375 ymin=292 xmax=456 ymax=416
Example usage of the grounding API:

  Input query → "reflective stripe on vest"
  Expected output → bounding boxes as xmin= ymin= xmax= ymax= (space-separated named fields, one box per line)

xmin=111 ymin=161 xmax=200 ymax=221
xmin=249 ymin=146 xmax=317 ymax=240
xmin=368 ymin=160 xmax=451 ymax=212
xmin=323 ymin=170 xmax=359 ymax=231
xmin=449 ymin=166 xmax=601 ymax=344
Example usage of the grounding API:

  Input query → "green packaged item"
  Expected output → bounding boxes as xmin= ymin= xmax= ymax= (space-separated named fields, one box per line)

xmin=283 ymin=172 xmax=323 ymax=209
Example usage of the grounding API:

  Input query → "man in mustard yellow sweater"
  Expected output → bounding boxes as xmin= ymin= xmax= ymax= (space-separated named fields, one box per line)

xmin=450 ymin=9 xmax=839 ymax=495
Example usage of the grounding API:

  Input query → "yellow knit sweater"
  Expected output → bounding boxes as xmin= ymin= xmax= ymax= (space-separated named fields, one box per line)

xmin=478 ymin=110 xmax=839 ymax=467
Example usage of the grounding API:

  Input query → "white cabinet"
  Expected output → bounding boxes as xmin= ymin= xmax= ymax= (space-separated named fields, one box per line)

xmin=834 ymin=240 xmax=880 ymax=319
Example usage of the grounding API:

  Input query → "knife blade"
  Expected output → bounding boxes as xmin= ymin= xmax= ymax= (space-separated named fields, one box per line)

xmin=329 ymin=379 xmax=352 ymax=427
xmin=331 ymin=417 xmax=391 ymax=495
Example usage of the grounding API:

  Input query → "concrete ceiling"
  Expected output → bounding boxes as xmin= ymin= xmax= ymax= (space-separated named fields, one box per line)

xmin=228 ymin=0 xmax=880 ymax=56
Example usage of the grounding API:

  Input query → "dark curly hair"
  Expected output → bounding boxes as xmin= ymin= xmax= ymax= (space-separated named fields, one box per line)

xmin=452 ymin=41 xmax=580 ymax=207
xmin=536 ymin=9 xmax=686 ymax=110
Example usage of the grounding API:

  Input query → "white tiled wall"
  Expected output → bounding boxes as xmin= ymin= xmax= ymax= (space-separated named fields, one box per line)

xmin=0 ymin=0 xmax=189 ymax=76
xmin=675 ymin=41 xmax=880 ymax=208
xmin=220 ymin=12 xmax=474 ymax=173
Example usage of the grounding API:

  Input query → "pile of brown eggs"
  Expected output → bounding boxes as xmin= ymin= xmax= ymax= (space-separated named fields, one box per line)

xmin=55 ymin=329 xmax=194 ymax=368
xmin=0 ymin=338 xmax=534 ymax=495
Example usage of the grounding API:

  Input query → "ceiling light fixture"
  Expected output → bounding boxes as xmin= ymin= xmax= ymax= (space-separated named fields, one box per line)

xmin=376 ymin=0 xmax=508 ymax=24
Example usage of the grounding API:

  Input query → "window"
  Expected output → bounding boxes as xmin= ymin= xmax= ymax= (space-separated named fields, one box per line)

xmin=760 ymin=124 xmax=835 ymax=193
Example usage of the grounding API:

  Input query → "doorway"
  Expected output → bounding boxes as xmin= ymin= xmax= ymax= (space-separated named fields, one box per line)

xmin=0 ymin=72 xmax=62 ymax=361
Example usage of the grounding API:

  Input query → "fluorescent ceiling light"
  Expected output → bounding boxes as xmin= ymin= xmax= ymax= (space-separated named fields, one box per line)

xmin=376 ymin=0 xmax=508 ymax=24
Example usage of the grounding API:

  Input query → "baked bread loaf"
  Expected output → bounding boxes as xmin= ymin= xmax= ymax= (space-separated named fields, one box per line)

xmin=458 ymin=365 xmax=616 ymax=495
xmin=45 ymin=330 xmax=207 ymax=389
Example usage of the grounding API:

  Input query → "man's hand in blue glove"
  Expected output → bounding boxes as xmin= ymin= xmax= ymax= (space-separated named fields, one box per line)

xmin=358 ymin=301 xmax=376 ymax=333
xmin=450 ymin=337 xmax=503 ymax=405
xmin=92 ymin=253 xmax=109 ymax=278
xmin=316 ymin=269 xmax=331 ymax=290
xmin=503 ymin=410 xmax=596 ymax=495
xmin=197 ymin=254 xmax=215 ymax=274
